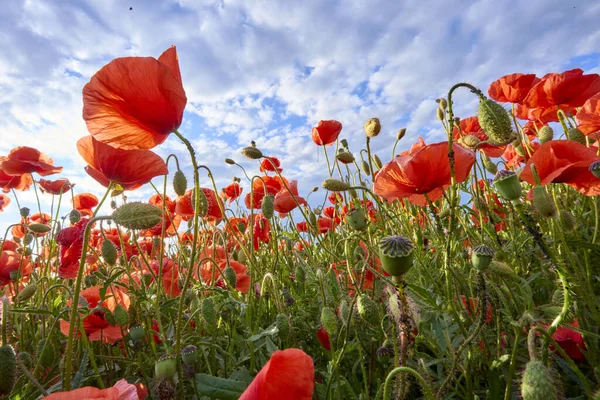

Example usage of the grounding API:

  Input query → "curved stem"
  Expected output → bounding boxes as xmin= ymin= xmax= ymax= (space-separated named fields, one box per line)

xmin=380 ymin=367 xmax=434 ymax=400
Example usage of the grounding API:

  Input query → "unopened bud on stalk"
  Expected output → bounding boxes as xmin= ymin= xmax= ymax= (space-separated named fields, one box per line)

xmin=173 ymin=170 xmax=187 ymax=196
xmin=437 ymin=98 xmax=448 ymax=109
xmin=322 ymin=179 xmax=350 ymax=192
xmin=241 ymin=141 xmax=263 ymax=160
xmin=567 ymin=128 xmax=586 ymax=145
xmin=320 ymin=307 xmax=338 ymax=336
xmin=28 ymin=223 xmax=51 ymax=234
xmin=558 ymin=210 xmax=576 ymax=232
xmin=261 ymin=194 xmax=274 ymax=219
xmin=361 ymin=160 xmax=371 ymax=175
xmin=538 ymin=126 xmax=554 ymax=144
xmin=396 ymin=128 xmax=407 ymax=141
xmin=460 ymin=135 xmax=480 ymax=150
xmin=111 ymin=202 xmax=162 ymax=230
xmin=364 ymin=118 xmax=381 ymax=138
xmin=19 ymin=207 xmax=30 ymax=218
xmin=69 ymin=209 xmax=81 ymax=224
xmin=373 ymin=154 xmax=383 ymax=169
xmin=101 ymin=239 xmax=118 ymax=266
xmin=356 ymin=294 xmax=380 ymax=326
xmin=481 ymin=153 xmax=497 ymax=174
xmin=340 ymin=139 xmax=349 ymax=148
xmin=436 ymin=107 xmax=445 ymax=121
xmin=225 ymin=158 xmax=236 ymax=165
xmin=312 ymin=186 xmax=319 ymax=192
xmin=533 ymin=186 xmax=557 ymax=218
xmin=336 ymin=151 xmax=355 ymax=164
xmin=478 ymin=99 xmax=513 ymax=144
xmin=521 ymin=360 xmax=558 ymax=400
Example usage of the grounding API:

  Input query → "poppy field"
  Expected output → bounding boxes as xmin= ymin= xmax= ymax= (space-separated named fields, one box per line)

xmin=1 ymin=46 xmax=600 ymax=400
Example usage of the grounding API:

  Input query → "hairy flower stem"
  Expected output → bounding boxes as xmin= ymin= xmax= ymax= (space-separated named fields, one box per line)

xmin=395 ymin=283 xmax=411 ymax=399
xmin=380 ymin=367 xmax=434 ymax=400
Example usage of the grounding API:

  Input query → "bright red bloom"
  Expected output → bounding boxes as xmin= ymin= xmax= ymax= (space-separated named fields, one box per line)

xmin=143 ymin=194 xmax=180 ymax=237
xmin=253 ymin=213 xmax=271 ymax=250
xmin=317 ymin=217 xmax=336 ymax=234
xmin=38 ymin=178 xmax=72 ymax=195
xmin=459 ymin=296 xmax=492 ymax=323
xmin=260 ymin=157 xmax=283 ymax=173
xmin=576 ymin=93 xmax=600 ymax=136
xmin=328 ymin=192 xmax=343 ymax=204
xmin=520 ymin=140 xmax=600 ymax=196
xmin=244 ymin=176 xmax=287 ymax=209
xmin=0 ymin=146 xmax=62 ymax=176
xmin=239 ymin=348 xmax=314 ymax=400
xmin=150 ymin=257 xmax=181 ymax=297
xmin=274 ymin=180 xmax=307 ymax=214
xmin=56 ymin=218 xmax=90 ymax=279
xmin=72 ymin=193 xmax=99 ymax=216
xmin=0 ymin=169 xmax=33 ymax=193
xmin=83 ymin=46 xmax=186 ymax=150
xmin=317 ymin=327 xmax=331 ymax=350
xmin=452 ymin=116 xmax=506 ymax=157
xmin=0 ymin=249 xmax=32 ymax=286
xmin=223 ymin=182 xmax=243 ymax=204
xmin=77 ymin=136 xmax=168 ymax=190
xmin=549 ymin=319 xmax=586 ymax=361
xmin=0 ymin=194 xmax=10 ymax=212
xmin=176 ymin=188 xmax=224 ymax=222
xmin=148 ymin=193 xmax=176 ymax=213
xmin=488 ymin=73 xmax=540 ymax=103
xmin=43 ymin=378 xmax=139 ymax=400
xmin=502 ymin=142 xmax=539 ymax=169
xmin=312 ymin=120 xmax=342 ymax=146
xmin=374 ymin=140 xmax=475 ymax=206
xmin=296 ymin=221 xmax=308 ymax=232
xmin=201 ymin=259 xmax=250 ymax=293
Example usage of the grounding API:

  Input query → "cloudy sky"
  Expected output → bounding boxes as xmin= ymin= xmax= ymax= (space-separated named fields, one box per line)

xmin=1 ymin=0 xmax=599 ymax=232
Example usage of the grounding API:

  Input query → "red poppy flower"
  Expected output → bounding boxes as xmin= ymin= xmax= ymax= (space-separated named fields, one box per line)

xmin=312 ymin=120 xmax=342 ymax=146
xmin=502 ymin=142 xmax=539 ymax=169
xmin=253 ymin=213 xmax=271 ymax=250
xmin=0 ymin=169 xmax=33 ymax=193
xmin=576 ymin=93 xmax=600 ymax=136
xmin=0 ymin=249 xmax=32 ymax=286
xmin=43 ymin=378 xmax=139 ymax=400
xmin=452 ymin=116 xmax=506 ymax=157
xmin=72 ymin=193 xmax=99 ymax=216
xmin=82 ymin=46 xmax=187 ymax=150
xmin=316 ymin=327 xmax=331 ymax=350
xmin=56 ymin=218 xmax=90 ymax=279
xmin=317 ymin=217 xmax=336 ymax=234
xmin=38 ymin=178 xmax=72 ymax=195
xmin=296 ymin=221 xmax=308 ymax=232
xmin=239 ymin=348 xmax=314 ymax=400
xmin=59 ymin=285 xmax=130 ymax=342
xmin=520 ymin=140 xmax=600 ymax=196
xmin=328 ymin=192 xmax=343 ymax=204
xmin=259 ymin=157 xmax=283 ymax=173
xmin=225 ymin=217 xmax=247 ymax=235
xmin=274 ymin=180 xmax=307 ymax=214
xmin=77 ymin=136 xmax=168 ymax=190
xmin=201 ymin=259 xmax=250 ymax=293
xmin=543 ymin=319 xmax=586 ymax=361
xmin=148 ymin=193 xmax=176 ymax=213
xmin=222 ymin=182 xmax=243 ymax=204
xmin=488 ymin=73 xmax=540 ymax=103
xmin=374 ymin=140 xmax=475 ymax=206
xmin=150 ymin=257 xmax=181 ymax=297
xmin=0 ymin=147 xmax=62 ymax=176
xmin=0 ymin=194 xmax=10 ymax=212
xmin=175 ymin=188 xmax=224 ymax=222
xmin=244 ymin=176 xmax=287 ymax=209
xmin=459 ymin=296 xmax=492 ymax=323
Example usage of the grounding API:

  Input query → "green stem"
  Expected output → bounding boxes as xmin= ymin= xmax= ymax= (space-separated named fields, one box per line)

xmin=380 ymin=367 xmax=434 ymax=400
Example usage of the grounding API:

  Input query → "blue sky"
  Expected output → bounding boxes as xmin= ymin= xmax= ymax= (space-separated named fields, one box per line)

xmin=1 ymin=0 xmax=599 ymax=232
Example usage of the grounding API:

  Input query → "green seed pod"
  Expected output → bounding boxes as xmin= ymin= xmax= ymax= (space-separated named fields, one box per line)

xmin=155 ymin=354 xmax=177 ymax=380
xmin=481 ymin=153 xmax=498 ymax=175
xmin=364 ymin=118 xmax=381 ymax=138
xmin=321 ymin=307 xmax=338 ymax=337
xmin=361 ymin=160 xmax=371 ymax=176
xmin=111 ymin=202 xmax=162 ymax=230
xmin=471 ymin=245 xmax=494 ymax=272
xmin=275 ymin=313 xmax=291 ymax=339
xmin=202 ymin=298 xmax=217 ymax=330
xmin=0 ymin=345 xmax=17 ymax=397
xmin=36 ymin=339 xmax=56 ymax=368
xmin=173 ymin=170 xmax=187 ymax=197
xmin=376 ymin=339 xmax=394 ymax=364
xmin=16 ymin=283 xmax=37 ymax=303
xmin=23 ymin=233 xmax=34 ymax=246
xmin=346 ymin=208 xmax=367 ymax=231
xmin=181 ymin=345 xmax=198 ymax=366
xmin=567 ymin=128 xmax=586 ymax=145
xmin=224 ymin=265 xmax=237 ymax=289
xmin=19 ymin=207 xmax=30 ymax=218
xmin=27 ymin=223 xmax=51 ymax=234
xmin=590 ymin=160 xmax=600 ymax=179
xmin=532 ymin=186 xmax=557 ymax=218
xmin=379 ymin=235 xmax=415 ymax=283
xmin=372 ymin=154 xmax=383 ymax=169
xmin=129 ymin=324 xmax=145 ymax=341
xmin=356 ymin=294 xmax=380 ymax=326
xmin=336 ymin=152 xmax=355 ymax=164
xmin=114 ymin=304 xmax=129 ymax=326
xmin=558 ymin=210 xmax=576 ymax=232
xmin=101 ymin=239 xmax=118 ymax=266
xmin=261 ymin=194 xmax=274 ymax=219
xmin=241 ymin=142 xmax=263 ymax=160
xmin=321 ymin=178 xmax=350 ymax=192
xmin=478 ymin=99 xmax=513 ymax=144
xmin=308 ymin=212 xmax=318 ymax=230
xmin=521 ymin=360 xmax=558 ymax=400
xmin=538 ymin=126 xmax=554 ymax=144
xmin=493 ymin=170 xmax=522 ymax=202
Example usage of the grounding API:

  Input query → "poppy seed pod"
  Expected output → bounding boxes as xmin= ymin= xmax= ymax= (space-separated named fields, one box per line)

xmin=533 ymin=186 xmax=557 ymax=218
xmin=322 ymin=178 xmax=350 ymax=192
xmin=396 ymin=128 xmax=407 ymax=141
xmin=376 ymin=340 xmax=394 ymax=364
xmin=538 ymin=126 xmax=554 ymax=144
xmin=364 ymin=118 xmax=381 ymax=138
xmin=379 ymin=235 xmax=415 ymax=283
xmin=0 ymin=345 xmax=16 ymax=397
xmin=478 ymin=99 xmax=513 ymax=144
xmin=155 ymin=354 xmax=177 ymax=380
xmin=173 ymin=170 xmax=187 ymax=196
xmin=493 ymin=170 xmax=522 ymax=202
xmin=241 ymin=142 xmax=263 ymax=160
xmin=471 ymin=245 xmax=494 ymax=272
xmin=346 ymin=208 xmax=368 ymax=231
xmin=129 ymin=324 xmax=145 ymax=341
xmin=521 ymin=360 xmax=558 ymax=400
xmin=336 ymin=151 xmax=355 ymax=164
xmin=181 ymin=345 xmax=198 ymax=366
xmin=112 ymin=202 xmax=162 ymax=230
xmin=589 ymin=160 xmax=600 ymax=178
xmin=19 ymin=207 xmax=30 ymax=218
xmin=261 ymin=194 xmax=274 ymax=219
xmin=567 ymin=128 xmax=586 ymax=145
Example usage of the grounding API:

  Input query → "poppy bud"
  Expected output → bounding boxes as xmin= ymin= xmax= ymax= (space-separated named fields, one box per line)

xmin=514 ymin=142 xmax=526 ymax=157
xmin=471 ymin=245 xmax=494 ymax=272
xmin=436 ymin=107 xmax=445 ymax=121
xmin=493 ymin=170 xmax=522 ymax=202
xmin=373 ymin=154 xmax=383 ymax=169
xmin=559 ymin=210 xmax=576 ymax=232
xmin=261 ymin=194 xmax=274 ymax=219
xmin=396 ymin=128 xmax=407 ymax=141
xmin=275 ymin=313 xmax=291 ymax=339
xmin=340 ymin=139 xmax=349 ymax=148
xmin=538 ymin=126 xmax=554 ymax=144
xmin=353 ymin=244 xmax=366 ymax=261
xmin=173 ymin=170 xmax=187 ymax=197
xmin=225 ymin=158 xmax=236 ymax=165
xmin=489 ymin=261 xmax=517 ymax=280
xmin=316 ymin=327 xmax=331 ymax=350
xmin=36 ymin=339 xmax=57 ymax=368
xmin=224 ymin=265 xmax=237 ymax=289
xmin=19 ymin=207 xmax=30 ymax=218
xmin=0 ymin=345 xmax=16 ymax=397
xmin=356 ymin=294 xmax=380 ymax=326
xmin=336 ymin=151 xmax=355 ymax=164
xmin=460 ymin=135 xmax=481 ymax=150
xmin=481 ymin=153 xmax=498 ymax=175
xmin=359 ymin=160 xmax=370 ymax=176
xmin=16 ymin=248 xmax=31 ymax=257
xmin=478 ymin=99 xmax=513 ymax=144
xmin=15 ymin=283 xmax=37 ymax=303
xmin=533 ymin=186 xmax=557 ymax=218
xmin=181 ymin=345 xmax=198 ymax=366
xmin=23 ymin=233 xmax=33 ymax=246
xmin=101 ymin=239 xmax=118 ymax=266
xmin=321 ymin=178 xmax=350 ymax=192
xmin=567 ymin=128 xmax=586 ymax=145
xmin=129 ymin=324 xmax=145 ymax=341
xmin=590 ymin=160 xmax=600 ymax=178
xmin=520 ymin=360 xmax=557 ymax=400
xmin=364 ymin=118 xmax=381 ymax=138
xmin=112 ymin=202 xmax=162 ymax=230
xmin=320 ymin=307 xmax=338 ymax=336
xmin=104 ymin=309 xmax=117 ymax=325
xmin=437 ymin=98 xmax=448 ymax=109
xmin=201 ymin=298 xmax=217 ymax=330
xmin=110 ymin=200 xmax=117 ymax=209
xmin=114 ymin=304 xmax=129 ymax=325
xmin=237 ymin=249 xmax=247 ymax=264
xmin=155 ymin=354 xmax=177 ymax=380
xmin=27 ymin=223 xmax=51 ymax=234
xmin=85 ymin=274 xmax=98 ymax=287
xmin=346 ymin=208 xmax=367 ymax=231
xmin=337 ymin=299 xmax=350 ymax=325
xmin=17 ymin=352 xmax=33 ymax=370
xmin=379 ymin=235 xmax=415 ymax=283
xmin=241 ymin=142 xmax=263 ymax=160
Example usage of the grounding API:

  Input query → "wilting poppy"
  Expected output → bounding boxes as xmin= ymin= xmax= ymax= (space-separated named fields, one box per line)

xmin=488 ymin=73 xmax=540 ymax=103
xmin=312 ymin=120 xmax=342 ymax=146
xmin=176 ymin=188 xmax=224 ymax=222
xmin=43 ymin=378 xmax=139 ymax=400
xmin=576 ymin=93 xmax=600 ymax=136
xmin=59 ymin=285 xmax=130 ymax=342
xmin=260 ymin=157 xmax=283 ymax=173
xmin=0 ymin=169 xmax=33 ymax=193
xmin=72 ymin=192 xmax=99 ymax=216
xmin=201 ymin=259 xmax=250 ymax=293
xmin=77 ymin=136 xmax=168 ymax=190
xmin=520 ymin=140 xmax=600 ymax=196
xmin=0 ymin=194 xmax=10 ymax=211
xmin=0 ymin=250 xmax=32 ymax=286
xmin=56 ymin=218 xmax=90 ymax=279
xmin=239 ymin=348 xmax=314 ymax=400
xmin=274 ymin=180 xmax=307 ymax=214
xmin=374 ymin=140 xmax=475 ymax=206
xmin=452 ymin=116 xmax=506 ymax=157
xmin=38 ymin=178 xmax=72 ymax=195
xmin=253 ymin=213 xmax=270 ymax=250
xmin=316 ymin=327 xmax=331 ymax=350
xmin=222 ymin=182 xmax=243 ymax=204
xmin=82 ymin=46 xmax=187 ymax=150
xmin=0 ymin=146 xmax=62 ymax=176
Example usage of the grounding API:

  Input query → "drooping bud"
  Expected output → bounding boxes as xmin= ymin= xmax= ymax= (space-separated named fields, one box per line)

xmin=558 ymin=210 xmax=576 ymax=232
xmin=320 ymin=307 xmax=338 ymax=336
xmin=520 ymin=360 xmax=558 ymax=400
xmin=379 ymin=235 xmax=415 ymax=283
xmin=173 ymin=170 xmax=187 ymax=196
xmin=437 ymin=98 xmax=448 ymax=109
xmin=346 ymin=208 xmax=367 ymax=231
xmin=241 ymin=141 xmax=263 ymax=160
xmin=36 ymin=339 xmax=57 ymax=368
xmin=372 ymin=154 xmax=383 ymax=169
xmin=223 ymin=265 xmax=237 ymax=289
xmin=111 ymin=202 xmax=162 ymax=230
xmin=27 ymin=223 xmax=51 ymax=234
xmin=101 ymin=239 xmax=118 ymax=266
xmin=181 ymin=345 xmax=198 ymax=366
xmin=322 ymin=179 xmax=350 ymax=192
xmin=538 ymin=126 xmax=554 ymax=144
xmin=364 ymin=118 xmax=381 ymax=138
xmin=114 ymin=304 xmax=129 ymax=325
xmin=201 ymin=298 xmax=217 ymax=330
xmin=481 ymin=153 xmax=498 ymax=175
xmin=590 ymin=160 xmax=600 ymax=179
xmin=396 ymin=128 xmax=407 ymax=141
xmin=336 ymin=151 xmax=355 ymax=164
xmin=15 ymin=283 xmax=37 ymax=303
xmin=69 ymin=209 xmax=81 ymax=224
xmin=471 ymin=245 xmax=494 ymax=272
xmin=356 ymin=294 xmax=380 ymax=326
xmin=436 ymin=107 xmax=445 ymax=121
xmin=567 ymin=128 xmax=586 ymax=145
xmin=0 ymin=345 xmax=17 ymax=397
xmin=23 ymin=233 xmax=33 ymax=246
xmin=532 ymin=186 xmax=557 ymax=218
xmin=261 ymin=194 xmax=274 ymax=219
xmin=478 ymin=99 xmax=513 ymax=144
xmin=493 ymin=170 xmax=522 ymax=202
xmin=155 ymin=354 xmax=177 ymax=380
xmin=361 ymin=160 xmax=371 ymax=175
xmin=225 ymin=158 xmax=236 ymax=165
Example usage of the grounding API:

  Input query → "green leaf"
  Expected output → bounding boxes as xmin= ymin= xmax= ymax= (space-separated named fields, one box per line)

xmin=195 ymin=373 xmax=248 ymax=400
xmin=247 ymin=324 xmax=278 ymax=342
xmin=566 ymin=240 xmax=600 ymax=252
